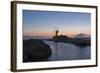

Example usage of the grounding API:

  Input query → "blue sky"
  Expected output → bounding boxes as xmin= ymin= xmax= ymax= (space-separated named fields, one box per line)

xmin=23 ymin=10 xmax=91 ymax=38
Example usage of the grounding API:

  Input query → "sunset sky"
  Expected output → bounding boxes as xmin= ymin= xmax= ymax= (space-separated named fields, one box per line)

xmin=23 ymin=10 xmax=91 ymax=38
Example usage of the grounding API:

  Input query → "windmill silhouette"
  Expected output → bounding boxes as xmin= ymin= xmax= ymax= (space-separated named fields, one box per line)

xmin=55 ymin=29 xmax=59 ymax=38
xmin=54 ymin=27 xmax=59 ymax=41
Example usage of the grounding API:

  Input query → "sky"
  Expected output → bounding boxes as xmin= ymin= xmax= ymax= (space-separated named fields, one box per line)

xmin=23 ymin=10 xmax=91 ymax=39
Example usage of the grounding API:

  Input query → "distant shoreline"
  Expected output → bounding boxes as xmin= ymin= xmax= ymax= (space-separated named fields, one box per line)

xmin=23 ymin=37 xmax=91 ymax=47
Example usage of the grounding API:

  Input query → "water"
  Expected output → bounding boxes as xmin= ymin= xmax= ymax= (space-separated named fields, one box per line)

xmin=43 ymin=40 xmax=91 ymax=61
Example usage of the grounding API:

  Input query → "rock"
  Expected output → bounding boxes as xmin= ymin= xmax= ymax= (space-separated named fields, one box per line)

xmin=23 ymin=39 xmax=52 ymax=62
xmin=53 ymin=35 xmax=90 ymax=46
xmin=53 ymin=35 xmax=70 ymax=42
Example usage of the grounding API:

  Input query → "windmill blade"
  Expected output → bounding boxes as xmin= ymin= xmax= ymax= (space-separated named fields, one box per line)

xmin=52 ymin=27 xmax=58 ymax=34
xmin=54 ymin=27 xmax=58 ymax=31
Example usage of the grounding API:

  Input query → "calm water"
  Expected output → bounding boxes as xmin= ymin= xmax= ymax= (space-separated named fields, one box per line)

xmin=43 ymin=40 xmax=91 ymax=61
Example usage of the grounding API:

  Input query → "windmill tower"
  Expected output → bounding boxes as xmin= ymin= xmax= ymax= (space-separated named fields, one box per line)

xmin=55 ymin=29 xmax=59 ymax=38
xmin=54 ymin=28 xmax=59 ymax=41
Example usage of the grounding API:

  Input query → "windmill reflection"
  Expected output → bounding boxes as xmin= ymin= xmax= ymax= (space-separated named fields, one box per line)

xmin=53 ymin=28 xmax=59 ymax=60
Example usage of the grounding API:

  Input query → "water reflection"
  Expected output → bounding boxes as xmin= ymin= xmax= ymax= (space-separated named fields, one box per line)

xmin=43 ymin=40 xmax=91 ymax=61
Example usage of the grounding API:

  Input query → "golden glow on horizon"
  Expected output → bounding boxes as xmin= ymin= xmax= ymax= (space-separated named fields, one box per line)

xmin=60 ymin=31 xmax=90 ymax=37
xmin=24 ymin=31 xmax=90 ymax=38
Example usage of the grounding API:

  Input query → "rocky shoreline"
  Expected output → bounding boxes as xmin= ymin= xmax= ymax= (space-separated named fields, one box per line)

xmin=53 ymin=35 xmax=90 ymax=47
xmin=23 ymin=39 xmax=52 ymax=62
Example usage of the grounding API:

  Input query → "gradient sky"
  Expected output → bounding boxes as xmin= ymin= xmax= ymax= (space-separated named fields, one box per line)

xmin=23 ymin=10 xmax=91 ymax=38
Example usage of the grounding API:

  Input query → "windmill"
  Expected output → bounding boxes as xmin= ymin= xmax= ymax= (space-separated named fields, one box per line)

xmin=55 ymin=29 xmax=59 ymax=38
xmin=53 ymin=27 xmax=59 ymax=41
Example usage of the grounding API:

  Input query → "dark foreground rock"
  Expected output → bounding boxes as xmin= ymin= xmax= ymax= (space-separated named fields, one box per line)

xmin=23 ymin=39 xmax=52 ymax=62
